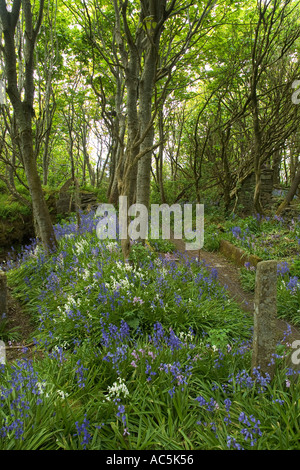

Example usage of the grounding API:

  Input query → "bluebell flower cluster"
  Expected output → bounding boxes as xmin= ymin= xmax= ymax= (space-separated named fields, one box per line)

xmin=277 ymin=261 xmax=290 ymax=276
xmin=231 ymin=226 xmax=242 ymax=239
xmin=103 ymin=344 xmax=129 ymax=375
xmin=1 ymin=209 xmax=299 ymax=450
xmin=100 ymin=319 xmax=131 ymax=348
xmin=0 ymin=360 xmax=43 ymax=441
xmin=160 ymin=360 xmax=192 ymax=395
xmin=286 ymin=276 xmax=299 ymax=293
xmin=228 ymin=367 xmax=271 ymax=394
xmin=227 ymin=435 xmax=244 ymax=450
xmin=48 ymin=346 xmax=67 ymax=364
xmin=239 ymin=412 xmax=262 ymax=447
xmin=149 ymin=322 xmax=194 ymax=352
xmin=74 ymin=414 xmax=92 ymax=450
xmin=116 ymin=401 xmax=129 ymax=436
xmin=75 ymin=359 xmax=88 ymax=388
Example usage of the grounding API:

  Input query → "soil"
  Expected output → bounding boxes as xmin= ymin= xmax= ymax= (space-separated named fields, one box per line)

xmin=2 ymin=289 xmax=41 ymax=363
xmin=0 ymin=215 xmax=34 ymax=252
xmin=169 ymin=236 xmax=300 ymax=343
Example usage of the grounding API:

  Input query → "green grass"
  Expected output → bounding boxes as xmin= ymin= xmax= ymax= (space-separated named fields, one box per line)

xmin=0 ymin=211 xmax=299 ymax=450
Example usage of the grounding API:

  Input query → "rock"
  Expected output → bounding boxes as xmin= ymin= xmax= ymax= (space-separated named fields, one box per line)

xmin=56 ymin=178 xmax=76 ymax=215
xmin=56 ymin=179 xmax=98 ymax=215
xmin=251 ymin=260 xmax=280 ymax=379
xmin=219 ymin=239 xmax=262 ymax=268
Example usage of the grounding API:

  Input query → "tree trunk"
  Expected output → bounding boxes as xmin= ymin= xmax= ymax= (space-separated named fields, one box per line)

xmin=136 ymin=126 xmax=154 ymax=208
xmin=272 ymin=149 xmax=281 ymax=186
xmin=117 ymin=47 xmax=139 ymax=259
xmin=252 ymin=97 xmax=264 ymax=215
xmin=108 ymin=113 xmax=125 ymax=205
xmin=157 ymin=119 xmax=166 ymax=203
xmin=21 ymin=126 xmax=57 ymax=251
xmin=42 ymin=125 xmax=51 ymax=186
xmin=0 ymin=0 xmax=57 ymax=253
xmin=82 ymin=121 xmax=96 ymax=187
xmin=276 ymin=164 xmax=300 ymax=215
xmin=253 ymin=168 xmax=263 ymax=214
xmin=136 ymin=2 xmax=166 ymax=209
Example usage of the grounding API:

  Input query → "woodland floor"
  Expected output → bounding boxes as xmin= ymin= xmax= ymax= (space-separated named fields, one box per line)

xmin=3 ymin=237 xmax=300 ymax=363
xmin=4 ymin=289 xmax=39 ymax=362
xmin=169 ymin=235 xmax=300 ymax=344
xmin=172 ymin=239 xmax=300 ymax=342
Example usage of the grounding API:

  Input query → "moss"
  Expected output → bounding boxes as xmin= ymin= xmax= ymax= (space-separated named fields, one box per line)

xmin=0 ymin=194 xmax=31 ymax=220
xmin=219 ymin=239 xmax=262 ymax=268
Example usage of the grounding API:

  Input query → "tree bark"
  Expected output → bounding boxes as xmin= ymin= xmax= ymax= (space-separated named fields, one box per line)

xmin=157 ymin=108 xmax=166 ymax=203
xmin=135 ymin=36 xmax=158 ymax=207
xmin=136 ymin=0 xmax=167 ymax=209
xmin=272 ymin=149 xmax=281 ymax=186
xmin=117 ymin=44 xmax=139 ymax=258
xmin=251 ymin=85 xmax=264 ymax=215
xmin=0 ymin=0 xmax=57 ymax=253
xmin=82 ymin=121 xmax=96 ymax=187
xmin=276 ymin=164 xmax=300 ymax=215
xmin=20 ymin=127 xmax=56 ymax=250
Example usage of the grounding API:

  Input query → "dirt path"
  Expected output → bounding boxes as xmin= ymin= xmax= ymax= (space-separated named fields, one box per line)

xmin=2 ymin=289 xmax=38 ymax=362
xmin=170 ymin=236 xmax=300 ymax=343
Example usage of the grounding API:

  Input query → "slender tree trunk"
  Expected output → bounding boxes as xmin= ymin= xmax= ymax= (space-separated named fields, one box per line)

xmin=290 ymin=153 xmax=298 ymax=182
xmin=136 ymin=1 xmax=166 ymax=209
xmin=276 ymin=164 xmax=300 ymax=215
xmin=118 ymin=48 xmax=140 ymax=259
xmin=252 ymin=90 xmax=264 ymax=215
xmin=157 ymin=110 xmax=166 ymax=203
xmin=135 ymin=57 xmax=156 ymax=208
xmin=82 ymin=121 xmax=95 ymax=187
xmin=136 ymin=125 xmax=154 ymax=207
xmin=21 ymin=126 xmax=56 ymax=250
xmin=0 ymin=0 xmax=57 ymax=253
xmin=108 ymin=113 xmax=125 ymax=205
xmin=42 ymin=125 xmax=51 ymax=186
xmin=272 ymin=149 xmax=281 ymax=186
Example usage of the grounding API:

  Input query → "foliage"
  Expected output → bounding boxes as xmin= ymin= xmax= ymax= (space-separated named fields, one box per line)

xmin=0 ymin=318 xmax=20 ymax=343
xmin=0 ymin=194 xmax=31 ymax=220
xmin=0 ymin=211 xmax=299 ymax=450
xmin=206 ymin=214 xmax=300 ymax=261
xmin=0 ymin=0 xmax=300 ymax=451
xmin=239 ymin=259 xmax=300 ymax=326
xmin=239 ymin=266 xmax=256 ymax=293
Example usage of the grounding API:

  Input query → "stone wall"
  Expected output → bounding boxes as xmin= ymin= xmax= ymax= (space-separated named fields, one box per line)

xmin=260 ymin=169 xmax=274 ymax=207
xmin=219 ymin=239 xmax=262 ymax=268
xmin=56 ymin=179 xmax=98 ymax=215
xmin=237 ymin=168 xmax=274 ymax=214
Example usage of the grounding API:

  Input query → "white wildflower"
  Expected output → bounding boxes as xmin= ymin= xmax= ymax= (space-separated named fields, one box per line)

xmin=73 ymin=238 xmax=88 ymax=255
xmin=106 ymin=241 xmax=119 ymax=252
xmin=36 ymin=381 xmax=47 ymax=394
xmin=56 ymin=390 xmax=69 ymax=399
xmin=178 ymin=331 xmax=194 ymax=343
xmin=106 ymin=377 xmax=129 ymax=401
xmin=82 ymin=269 xmax=90 ymax=280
